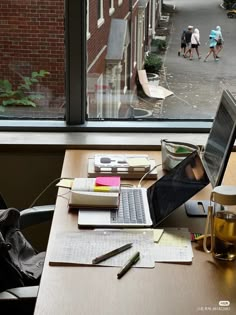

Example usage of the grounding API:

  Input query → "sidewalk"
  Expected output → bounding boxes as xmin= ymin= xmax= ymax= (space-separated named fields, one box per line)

xmin=159 ymin=0 xmax=236 ymax=119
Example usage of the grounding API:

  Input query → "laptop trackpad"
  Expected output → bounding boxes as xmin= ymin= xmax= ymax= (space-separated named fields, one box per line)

xmin=79 ymin=210 xmax=110 ymax=225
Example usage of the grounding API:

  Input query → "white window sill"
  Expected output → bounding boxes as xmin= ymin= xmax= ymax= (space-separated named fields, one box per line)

xmin=109 ymin=8 xmax=115 ymax=16
xmin=97 ymin=18 xmax=105 ymax=28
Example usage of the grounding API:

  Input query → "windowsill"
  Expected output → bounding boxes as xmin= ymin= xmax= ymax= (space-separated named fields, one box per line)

xmin=87 ymin=32 xmax=91 ymax=40
xmin=109 ymin=8 xmax=115 ymax=16
xmin=0 ymin=120 xmax=214 ymax=150
xmin=97 ymin=18 xmax=105 ymax=28
xmin=0 ymin=131 xmax=209 ymax=150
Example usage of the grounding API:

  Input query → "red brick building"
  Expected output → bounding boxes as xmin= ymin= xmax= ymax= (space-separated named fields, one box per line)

xmin=87 ymin=0 xmax=161 ymax=118
xmin=0 ymin=0 xmax=64 ymax=109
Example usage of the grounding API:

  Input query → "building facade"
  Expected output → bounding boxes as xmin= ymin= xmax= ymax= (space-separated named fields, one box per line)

xmin=87 ymin=0 xmax=161 ymax=119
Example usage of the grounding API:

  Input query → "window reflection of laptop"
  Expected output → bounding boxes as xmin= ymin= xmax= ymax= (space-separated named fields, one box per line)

xmin=78 ymin=150 xmax=209 ymax=228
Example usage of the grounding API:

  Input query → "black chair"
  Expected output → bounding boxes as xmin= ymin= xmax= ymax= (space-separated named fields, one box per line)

xmin=0 ymin=197 xmax=54 ymax=315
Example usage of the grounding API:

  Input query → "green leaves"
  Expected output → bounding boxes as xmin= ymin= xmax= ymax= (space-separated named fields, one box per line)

xmin=144 ymin=53 xmax=163 ymax=74
xmin=0 ymin=70 xmax=50 ymax=107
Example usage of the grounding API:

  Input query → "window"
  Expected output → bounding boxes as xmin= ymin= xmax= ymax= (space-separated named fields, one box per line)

xmin=133 ymin=16 xmax=137 ymax=67
xmin=87 ymin=1 xmax=91 ymax=39
xmin=0 ymin=0 xmax=224 ymax=132
xmin=97 ymin=0 xmax=104 ymax=27
xmin=109 ymin=0 xmax=115 ymax=16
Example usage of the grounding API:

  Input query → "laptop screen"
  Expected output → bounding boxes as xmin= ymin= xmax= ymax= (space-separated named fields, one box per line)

xmin=147 ymin=150 xmax=209 ymax=227
xmin=202 ymin=90 xmax=236 ymax=187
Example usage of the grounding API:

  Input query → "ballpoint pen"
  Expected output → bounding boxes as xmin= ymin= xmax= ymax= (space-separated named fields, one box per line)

xmin=92 ymin=243 xmax=133 ymax=264
xmin=117 ymin=251 xmax=140 ymax=279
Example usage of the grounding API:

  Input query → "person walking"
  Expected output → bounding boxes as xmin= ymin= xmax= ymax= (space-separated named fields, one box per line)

xmin=189 ymin=28 xmax=201 ymax=60
xmin=203 ymin=30 xmax=219 ymax=62
xmin=215 ymin=25 xmax=224 ymax=58
xmin=183 ymin=25 xmax=193 ymax=58
xmin=178 ymin=30 xmax=186 ymax=56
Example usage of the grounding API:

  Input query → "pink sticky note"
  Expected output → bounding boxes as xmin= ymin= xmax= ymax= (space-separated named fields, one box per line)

xmin=95 ymin=176 xmax=120 ymax=187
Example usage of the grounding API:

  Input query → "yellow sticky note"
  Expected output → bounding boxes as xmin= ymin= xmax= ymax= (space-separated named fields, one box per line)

xmin=94 ymin=186 xmax=110 ymax=192
xmin=127 ymin=157 xmax=150 ymax=167
xmin=153 ymin=229 xmax=164 ymax=242
xmin=56 ymin=179 xmax=74 ymax=189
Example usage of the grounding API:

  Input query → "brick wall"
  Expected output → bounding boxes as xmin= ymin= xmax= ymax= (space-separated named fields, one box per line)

xmin=88 ymin=0 xmax=132 ymax=72
xmin=0 ymin=0 xmax=64 ymax=106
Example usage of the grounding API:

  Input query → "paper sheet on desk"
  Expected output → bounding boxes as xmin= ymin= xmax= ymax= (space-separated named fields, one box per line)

xmin=153 ymin=228 xmax=193 ymax=263
xmin=49 ymin=230 xmax=156 ymax=268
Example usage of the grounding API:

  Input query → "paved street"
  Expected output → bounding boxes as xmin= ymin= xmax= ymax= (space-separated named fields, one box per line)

xmin=161 ymin=0 xmax=236 ymax=119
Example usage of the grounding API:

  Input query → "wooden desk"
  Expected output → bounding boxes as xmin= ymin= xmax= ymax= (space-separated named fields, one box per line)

xmin=34 ymin=150 xmax=236 ymax=315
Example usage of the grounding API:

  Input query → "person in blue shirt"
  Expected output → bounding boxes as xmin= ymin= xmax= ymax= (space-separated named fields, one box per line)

xmin=203 ymin=30 xmax=219 ymax=62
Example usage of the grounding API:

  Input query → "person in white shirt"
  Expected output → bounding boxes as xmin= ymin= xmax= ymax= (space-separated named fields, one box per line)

xmin=215 ymin=25 xmax=224 ymax=58
xmin=189 ymin=28 xmax=201 ymax=60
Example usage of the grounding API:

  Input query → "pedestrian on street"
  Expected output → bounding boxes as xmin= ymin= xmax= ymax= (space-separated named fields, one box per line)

xmin=178 ymin=30 xmax=186 ymax=56
xmin=215 ymin=25 xmax=224 ymax=58
xmin=203 ymin=30 xmax=219 ymax=62
xmin=189 ymin=28 xmax=201 ymax=60
xmin=183 ymin=25 xmax=193 ymax=58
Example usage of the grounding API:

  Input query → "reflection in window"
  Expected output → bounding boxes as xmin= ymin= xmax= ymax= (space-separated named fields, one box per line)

xmin=87 ymin=0 xmax=161 ymax=120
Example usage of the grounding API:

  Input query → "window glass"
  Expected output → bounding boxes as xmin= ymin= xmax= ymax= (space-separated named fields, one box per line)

xmin=1 ymin=0 xmax=234 ymax=129
xmin=86 ymin=0 xmax=235 ymax=122
xmin=0 ymin=0 xmax=65 ymax=121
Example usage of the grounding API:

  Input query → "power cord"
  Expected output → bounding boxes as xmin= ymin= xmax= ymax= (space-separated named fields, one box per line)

xmin=137 ymin=163 xmax=162 ymax=188
xmin=28 ymin=177 xmax=74 ymax=209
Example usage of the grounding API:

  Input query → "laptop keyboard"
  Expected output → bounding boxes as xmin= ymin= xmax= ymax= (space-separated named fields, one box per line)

xmin=110 ymin=188 xmax=146 ymax=224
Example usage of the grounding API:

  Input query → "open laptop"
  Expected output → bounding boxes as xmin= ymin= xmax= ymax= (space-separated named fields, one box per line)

xmin=78 ymin=150 xmax=209 ymax=228
xmin=78 ymin=90 xmax=236 ymax=228
xmin=185 ymin=89 xmax=236 ymax=215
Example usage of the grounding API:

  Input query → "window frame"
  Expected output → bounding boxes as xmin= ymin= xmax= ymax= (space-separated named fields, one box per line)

xmin=109 ymin=0 xmax=115 ymax=16
xmin=0 ymin=0 xmax=213 ymax=133
xmin=97 ymin=0 xmax=104 ymax=28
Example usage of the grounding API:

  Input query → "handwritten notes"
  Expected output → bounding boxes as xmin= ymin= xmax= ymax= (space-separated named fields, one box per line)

xmin=49 ymin=228 xmax=194 ymax=268
xmin=49 ymin=230 xmax=155 ymax=268
xmin=153 ymin=228 xmax=193 ymax=263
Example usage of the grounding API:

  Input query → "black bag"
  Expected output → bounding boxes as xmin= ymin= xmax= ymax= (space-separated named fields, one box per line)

xmin=0 ymin=208 xmax=45 ymax=292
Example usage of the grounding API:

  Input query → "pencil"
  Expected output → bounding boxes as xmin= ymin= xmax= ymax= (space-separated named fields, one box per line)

xmin=92 ymin=243 xmax=133 ymax=264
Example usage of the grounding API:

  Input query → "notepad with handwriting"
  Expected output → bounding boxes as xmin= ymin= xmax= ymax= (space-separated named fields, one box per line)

xmin=153 ymin=228 xmax=193 ymax=263
xmin=49 ymin=230 xmax=155 ymax=268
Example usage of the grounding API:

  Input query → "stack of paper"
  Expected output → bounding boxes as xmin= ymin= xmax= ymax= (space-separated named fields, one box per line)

xmin=49 ymin=228 xmax=194 ymax=269
xmin=49 ymin=230 xmax=155 ymax=268
xmin=69 ymin=177 xmax=121 ymax=209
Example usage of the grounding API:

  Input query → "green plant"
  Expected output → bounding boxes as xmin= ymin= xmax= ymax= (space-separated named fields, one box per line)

xmin=144 ymin=53 xmax=163 ymax=74
xmin=0 ymin=70 xmax=50 ymax=107
xmin=151 ymin=38 xmax=167 ymax=53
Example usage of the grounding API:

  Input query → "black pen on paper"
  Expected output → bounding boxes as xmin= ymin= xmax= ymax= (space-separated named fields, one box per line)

xmin=92 ymin=243 xmax=133 ymax=264
xmin=117 ymin=251 xmax=140 ymax=279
